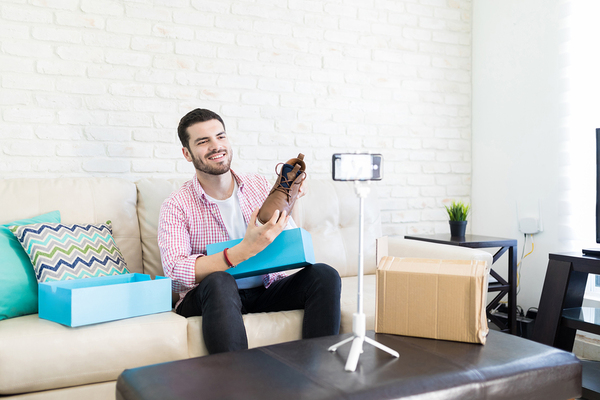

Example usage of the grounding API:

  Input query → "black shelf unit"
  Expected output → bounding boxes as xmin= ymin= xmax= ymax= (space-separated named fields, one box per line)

xmin=533 ymin=253 xmax=600 ymax=399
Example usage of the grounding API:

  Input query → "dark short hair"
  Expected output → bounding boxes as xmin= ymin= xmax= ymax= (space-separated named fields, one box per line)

xmin=177 ymin=109 xmax=225 ymax=149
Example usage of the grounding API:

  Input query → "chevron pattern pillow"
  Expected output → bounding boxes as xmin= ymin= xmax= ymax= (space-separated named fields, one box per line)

xmin=10 ymin=221 xmax=129 ymax=283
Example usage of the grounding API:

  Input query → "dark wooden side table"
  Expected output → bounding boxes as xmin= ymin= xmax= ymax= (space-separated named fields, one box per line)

xmin=405 ymin=234 xmax=518 ymax=335
xmin=532 ymin=252 xmax=600 ymax=399
xmin=532 ymin=252 xmax=600 ymax=349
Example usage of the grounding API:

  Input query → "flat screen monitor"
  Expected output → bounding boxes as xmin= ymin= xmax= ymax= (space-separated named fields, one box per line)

xmin=583 ymin=128 xmax=600 ymax=256
xmin=596 ymin=128 xmax=600 ymax=243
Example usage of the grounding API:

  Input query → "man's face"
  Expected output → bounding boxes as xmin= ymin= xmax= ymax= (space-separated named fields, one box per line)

xmin=183 ymin=119 xmax=232 ymax=176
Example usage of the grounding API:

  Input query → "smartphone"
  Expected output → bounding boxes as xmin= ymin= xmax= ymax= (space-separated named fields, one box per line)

xmin=332 ymin=153 xmax=383 ymax=181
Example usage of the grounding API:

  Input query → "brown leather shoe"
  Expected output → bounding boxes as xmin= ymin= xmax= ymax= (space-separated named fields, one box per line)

xmin=258 ymin=153 xmax=307 ymax=224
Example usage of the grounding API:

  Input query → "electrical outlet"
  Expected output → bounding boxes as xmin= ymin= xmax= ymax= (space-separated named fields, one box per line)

xmin=516 ymin=200 xmax=543 ymax=234
xmin=519 ymin=217 xmax=540 ymax=234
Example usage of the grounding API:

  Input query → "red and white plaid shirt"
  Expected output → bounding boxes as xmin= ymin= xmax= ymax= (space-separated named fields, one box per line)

xmin=158 ymin=171 xmax=286 ymax=308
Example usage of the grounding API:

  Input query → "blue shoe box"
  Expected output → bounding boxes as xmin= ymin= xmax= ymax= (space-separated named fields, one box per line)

xmin=206 ymin=228 xmax=315 ymax=279
xmin=38 ymin=274 xmax=172 ymax=327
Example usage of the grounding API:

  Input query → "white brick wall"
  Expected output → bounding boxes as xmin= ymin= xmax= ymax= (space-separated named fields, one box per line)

xmin=0 ymin=0 xmax=472 ymax=237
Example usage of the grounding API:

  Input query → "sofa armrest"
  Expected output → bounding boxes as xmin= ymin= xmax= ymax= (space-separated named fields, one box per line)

xmin=377 ymin=236 xmax=493 ymax=267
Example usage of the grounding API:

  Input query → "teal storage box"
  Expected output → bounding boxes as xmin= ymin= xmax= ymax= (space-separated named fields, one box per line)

xmin=38 ymin=274 xmax=172 ymax=327
xmin=206 ymin=228 xmax=315 ymax=279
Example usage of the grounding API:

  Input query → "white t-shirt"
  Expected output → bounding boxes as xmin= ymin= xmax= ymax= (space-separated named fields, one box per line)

xmin=204 ymin=181 xmax=296 ymax=289
xmin=204 ymin=182 xmax=247 ymax=241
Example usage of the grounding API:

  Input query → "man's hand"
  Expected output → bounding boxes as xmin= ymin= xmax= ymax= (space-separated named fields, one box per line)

xmin=227 ymin=207 xmax=289 ymax=265
xmin=193 ymin=207 xmax=288 ymax=282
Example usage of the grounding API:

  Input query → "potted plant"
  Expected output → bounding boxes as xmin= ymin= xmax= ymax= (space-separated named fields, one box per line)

xmin=445 ymin=200 xmax=470 ymax=238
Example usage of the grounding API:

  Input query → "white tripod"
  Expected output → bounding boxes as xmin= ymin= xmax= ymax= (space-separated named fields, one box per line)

xmin=328 ymin=182 xmax=399 ymax=372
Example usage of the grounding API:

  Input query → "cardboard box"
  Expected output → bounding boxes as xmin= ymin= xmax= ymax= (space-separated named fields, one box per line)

xmin=206 ymin=228 xmax=315 ymax=279
xmin=375 ymin=256 xmax=489 ymax=344
xmin=39 ymin=274 xmax=172 ymax=327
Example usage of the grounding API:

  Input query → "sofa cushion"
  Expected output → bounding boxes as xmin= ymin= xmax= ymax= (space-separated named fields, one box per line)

xmin=186 ymin=275 xmax=375 ymax=357
xmin=186 ymin=310 xmax=304 ymax=357
xmin=136 ymin=178 xmax=187 ymax=279
xmin=0 ymin=178 xmax=143 ymax=275
xmin=136 ymin=179 xmax=382 ymax=281
xmin=2 ymin=381 xmax=116 ymax=400
xmin=292 ymin=180 xmax=382 ymax=278
xmin=340 ymin=275 xmax=376 ymax=334
xmin=0 ymin=211 xmax=61 ymax=321
xmin=10 ymin=221 xmax=129 ymax=282
xmin=0 ymin=312 xmax=188 ymax=395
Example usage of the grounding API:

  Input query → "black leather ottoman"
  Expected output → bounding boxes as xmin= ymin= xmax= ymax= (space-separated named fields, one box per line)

xmin=116 ymin=330 xmax=581 ymax=400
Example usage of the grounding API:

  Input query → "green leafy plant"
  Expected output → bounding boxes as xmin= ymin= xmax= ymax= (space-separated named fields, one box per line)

xmin=444 ymin=200 xmax=470 ymax=221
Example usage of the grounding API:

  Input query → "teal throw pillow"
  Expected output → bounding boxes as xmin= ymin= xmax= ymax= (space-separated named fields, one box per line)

xmin=10 ymin=221 xmax=129 ymax=283
xmin=0 ymin=211 xmax=61 ymax=321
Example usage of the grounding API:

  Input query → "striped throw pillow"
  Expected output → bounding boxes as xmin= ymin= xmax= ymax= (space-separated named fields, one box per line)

xmin=10 ymin=221 xmax=129 ymax=283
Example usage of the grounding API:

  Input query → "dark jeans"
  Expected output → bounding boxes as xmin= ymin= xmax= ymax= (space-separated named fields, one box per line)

xmin=176 ymin=263 xmax=341 ymax=354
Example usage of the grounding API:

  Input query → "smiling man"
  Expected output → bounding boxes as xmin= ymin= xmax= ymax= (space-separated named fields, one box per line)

xmin=158 ymin=108 xmax=341 ymax=354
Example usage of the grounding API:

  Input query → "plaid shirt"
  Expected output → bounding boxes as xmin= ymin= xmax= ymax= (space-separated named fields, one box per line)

xmin=158 ymin=171 xmax=286 ymax=308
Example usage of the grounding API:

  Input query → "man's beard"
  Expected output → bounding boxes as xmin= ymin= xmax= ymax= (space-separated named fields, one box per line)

xmin=190 ymin=150 xmax=232 ymax=176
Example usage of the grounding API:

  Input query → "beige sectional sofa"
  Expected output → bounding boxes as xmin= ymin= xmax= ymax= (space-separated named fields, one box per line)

xmin=0 ymin=177 xmax=492 ymax=399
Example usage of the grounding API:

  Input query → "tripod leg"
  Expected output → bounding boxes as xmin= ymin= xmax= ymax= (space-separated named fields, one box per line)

xmin=328 ymin=336 xmax=354 ymax=353
xmin=344 ymin=336 xmax=364 ymax=372
xmin=364 ymin=337 xmax=399 ymax=358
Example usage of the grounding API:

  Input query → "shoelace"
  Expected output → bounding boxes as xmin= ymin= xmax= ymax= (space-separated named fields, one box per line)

xmin=271 ymin=163 xmax=306 ymax=200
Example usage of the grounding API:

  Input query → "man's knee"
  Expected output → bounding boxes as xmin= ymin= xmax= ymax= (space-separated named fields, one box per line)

xmin=201 ymin=270 xmax=237 ymax=287
xmin=306 ymin=263 xmax=341 ymax=292
xmin=197 ymin=271 xmax=239 ymax=300
xmin=315 ymin=263 xmax=341 ymax=280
